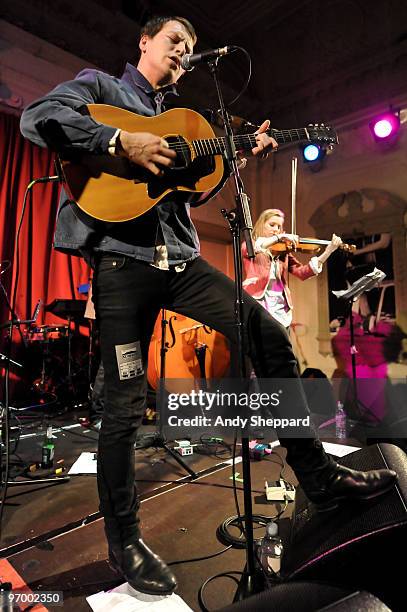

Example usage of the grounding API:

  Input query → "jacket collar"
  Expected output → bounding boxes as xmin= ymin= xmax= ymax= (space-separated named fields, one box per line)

xmin=121 ymin=63 xmax=179 ymax=100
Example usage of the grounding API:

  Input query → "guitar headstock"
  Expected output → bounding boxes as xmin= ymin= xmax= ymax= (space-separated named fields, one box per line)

xmin=306 ymin=123 xmax=338 ymax=146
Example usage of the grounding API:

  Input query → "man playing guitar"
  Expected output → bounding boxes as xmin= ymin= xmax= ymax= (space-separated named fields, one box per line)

xmin=20 ymin=15 xmax=396 ymax=597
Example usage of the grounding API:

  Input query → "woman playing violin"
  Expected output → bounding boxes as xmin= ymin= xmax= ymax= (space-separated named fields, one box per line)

xmin=242 ymin=208 xmax=342 ymax=328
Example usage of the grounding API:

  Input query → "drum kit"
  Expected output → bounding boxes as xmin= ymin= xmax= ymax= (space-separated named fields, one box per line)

xmin=2 ymin=294 xmax=231 ymax=409
xmin=30 ymin=299 xmax=90 ymax=404
xmin=1 ymin=298 xmax=90 ymax=408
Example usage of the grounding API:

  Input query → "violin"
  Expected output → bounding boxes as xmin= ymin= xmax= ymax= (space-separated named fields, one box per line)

xmin=269 ymin=238 xmax=356 ymax=255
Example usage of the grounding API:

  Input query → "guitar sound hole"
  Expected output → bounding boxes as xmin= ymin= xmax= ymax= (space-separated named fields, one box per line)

xmin=166 ymin=135 xmax=191 ymax=169
xmin=147 ymin=155 xmax=215 ymax=199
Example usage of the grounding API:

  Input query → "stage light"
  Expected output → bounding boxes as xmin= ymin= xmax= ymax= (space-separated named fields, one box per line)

xmin=300 ymin=143 xmax=327 ymax=172
xmin=369 ymin=111 xmax=400 ymax=143
xmin=302 ymin=143 xmax=321 ymax=161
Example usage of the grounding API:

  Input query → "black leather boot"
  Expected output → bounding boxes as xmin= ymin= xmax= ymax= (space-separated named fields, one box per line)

xmin=109 ymin=538 xmax=177 ymax=595
xmin=298 ymin=463 xmax=398 ymax=511
xmin=284 ymin=438 xmax=397 ymax=511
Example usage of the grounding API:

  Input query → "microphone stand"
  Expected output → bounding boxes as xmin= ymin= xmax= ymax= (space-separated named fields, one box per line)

xmin=208 ymin=58 xmax=260 ymax=598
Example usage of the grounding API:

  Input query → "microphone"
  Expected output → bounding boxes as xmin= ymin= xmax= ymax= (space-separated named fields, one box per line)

xmin=181 ymin=46 xmax=237 ymax=71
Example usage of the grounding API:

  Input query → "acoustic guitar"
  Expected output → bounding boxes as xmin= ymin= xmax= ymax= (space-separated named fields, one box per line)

xmin=59 ymin=104 xmax=338 ymax=222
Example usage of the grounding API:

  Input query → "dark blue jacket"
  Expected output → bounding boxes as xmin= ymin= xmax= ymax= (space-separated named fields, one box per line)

xmin=20 ymin=64 xmax=217 ymax=265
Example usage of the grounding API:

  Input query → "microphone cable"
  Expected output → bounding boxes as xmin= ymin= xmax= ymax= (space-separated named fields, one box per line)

xmin=225 ymin=46 xmax=252 ymax=108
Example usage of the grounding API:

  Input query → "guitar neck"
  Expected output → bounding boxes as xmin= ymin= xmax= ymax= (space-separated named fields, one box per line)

xmin=191 ymin=128 xmax=311 ymax=157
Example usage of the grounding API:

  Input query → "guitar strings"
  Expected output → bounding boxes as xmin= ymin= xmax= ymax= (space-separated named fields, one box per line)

xmin=166 ymin=128 xmax=330 ymax=156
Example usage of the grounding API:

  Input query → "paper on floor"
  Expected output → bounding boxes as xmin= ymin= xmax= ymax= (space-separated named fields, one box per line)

xmin=322 ymin=442 xmax=361 ymax=457
xmin=68 ymin=451 xmax=97 ymax=474
xmin=86 ymin=582 xmax=193 ymax=611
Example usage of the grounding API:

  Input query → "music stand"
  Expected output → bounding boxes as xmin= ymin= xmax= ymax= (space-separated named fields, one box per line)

xmin=332 ymin=267 xmax=386 ymax=423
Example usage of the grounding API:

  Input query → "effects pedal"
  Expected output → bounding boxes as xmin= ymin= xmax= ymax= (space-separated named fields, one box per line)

xmin=265 ymin=479 xmax=296 ymax=502
xmin=174 ymin=440 xmax=193 ymax=456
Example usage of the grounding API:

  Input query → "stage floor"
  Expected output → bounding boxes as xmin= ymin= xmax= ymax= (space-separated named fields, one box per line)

xmin=1 ymin=410 xmax=294 ymax=610
xmin=3 ymin=409 xmax=406 ymax=610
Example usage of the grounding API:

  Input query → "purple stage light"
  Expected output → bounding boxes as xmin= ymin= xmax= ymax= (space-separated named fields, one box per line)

xmin=373 ymin=118 xmax=394 ymax=138
xmin=369 ymin=112 xmax=400 ymax=142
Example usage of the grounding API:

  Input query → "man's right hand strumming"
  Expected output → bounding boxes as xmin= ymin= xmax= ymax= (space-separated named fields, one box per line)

xmin=119 ymin=130 xmax=176 ymax=176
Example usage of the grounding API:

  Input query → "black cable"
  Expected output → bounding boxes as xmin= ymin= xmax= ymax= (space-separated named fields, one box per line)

xmin=216 ymin=510 xmax=288 ymax=549
xmin=195 ymin=435 xmax=233 ymax=459
xmin=198 ymin=571 xmax=243 ymax=612
xmin=225 ymin=47 xmax=252 ymax=108
xmin=168 ymin=544 xmax=232 ymax=567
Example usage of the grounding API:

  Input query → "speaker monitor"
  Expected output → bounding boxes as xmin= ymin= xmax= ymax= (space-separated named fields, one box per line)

xmin=219 ymin=584 xmax=391 ymax=612
xmin=282 ymin=443 xmax=407 ymax=611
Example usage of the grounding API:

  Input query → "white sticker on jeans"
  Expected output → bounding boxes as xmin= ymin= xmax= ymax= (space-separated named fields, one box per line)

xmin=115 ymin=341 xmax=144 ymax=380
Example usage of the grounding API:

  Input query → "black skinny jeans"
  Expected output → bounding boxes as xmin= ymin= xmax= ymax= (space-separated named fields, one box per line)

xmin=93 ymin=254 xmax=328 ymax=545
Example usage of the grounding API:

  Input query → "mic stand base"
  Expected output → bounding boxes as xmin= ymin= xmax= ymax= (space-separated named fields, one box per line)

xmin=233 ymin=567 xmax=265 ymax=603
xmin=136 ymin=431 xmax=197 ymax=479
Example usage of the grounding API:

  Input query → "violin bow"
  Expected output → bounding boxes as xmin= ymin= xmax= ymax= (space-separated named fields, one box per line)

xmin=291 ymin=156 xmax=298 ymax=237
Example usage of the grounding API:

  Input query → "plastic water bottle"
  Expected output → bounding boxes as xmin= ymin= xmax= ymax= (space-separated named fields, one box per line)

xmin=335 ymin=401 xmax=347 ymax=440
xmin=259 ymin=521 xmax=283 ymax=576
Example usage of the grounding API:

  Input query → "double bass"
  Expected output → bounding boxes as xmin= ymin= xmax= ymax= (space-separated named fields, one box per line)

xmin=147 ymin=310 xmax=230 ymax=393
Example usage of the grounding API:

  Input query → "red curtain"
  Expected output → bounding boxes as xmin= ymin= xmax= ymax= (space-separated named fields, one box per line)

xmin=0 ymin=112 xmax=90 ymax=387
